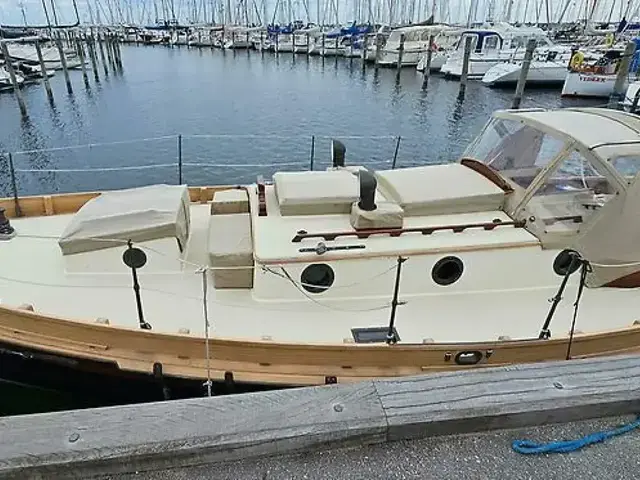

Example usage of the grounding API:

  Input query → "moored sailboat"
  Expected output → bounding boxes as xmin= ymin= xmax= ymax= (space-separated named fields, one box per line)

xmin=1 ymin=108 xmax=640 ymax=401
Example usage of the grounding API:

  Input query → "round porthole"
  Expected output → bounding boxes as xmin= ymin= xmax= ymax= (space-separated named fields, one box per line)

xmin=301 ymin=264 xmax=335 ymax=294
xmin=553 ymin=249 xmax=581 ymax=276
xmin=432 ymin=256 xmax=464 ymax=286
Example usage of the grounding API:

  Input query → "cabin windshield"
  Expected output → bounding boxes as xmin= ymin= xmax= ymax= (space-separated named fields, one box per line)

xmin=463 ymin=116 xmax=618 ymax=235
xmin=520 ymin=148 xmax=616 ymax=235
xmin=456 ymin=33 xmax=478 ymax=51
xmin=463 ymin=117 xmax=565 ymax=189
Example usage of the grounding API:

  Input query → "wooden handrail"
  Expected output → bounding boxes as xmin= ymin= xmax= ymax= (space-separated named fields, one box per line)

xmin=292 ymin=219 xmax=526 ymax=243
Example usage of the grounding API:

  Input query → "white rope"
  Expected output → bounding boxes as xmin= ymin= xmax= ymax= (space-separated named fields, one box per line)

xmin=589 ymin=260 xmax=640 ymax=268
xmin=262 ymin=264 xmax=398 ymax=291
xmin=199 ymin=267 xmax=213 ymax=397
xmin=278 ymin=267 xmax=392 ymax=313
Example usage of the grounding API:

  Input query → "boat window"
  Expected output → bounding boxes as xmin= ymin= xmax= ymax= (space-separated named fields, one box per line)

xmin=463 ymin=118 xmax=566 ymax=189
xmin=457 ymin=33 xmax=478 ymax=51
xmin=524 ymin=149 xmax=616 ymax=234
xmin=611 ymin=155 xmax=640 ymax=181
xmin=482 ymin=35 xmax=500 ymax=51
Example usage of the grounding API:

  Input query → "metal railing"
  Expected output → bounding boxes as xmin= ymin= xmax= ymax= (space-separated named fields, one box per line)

xmin=0 ymin=134 xmax=408 ymax=199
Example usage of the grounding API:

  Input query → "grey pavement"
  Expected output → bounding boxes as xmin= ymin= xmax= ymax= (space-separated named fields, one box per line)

xmin=104 ymin=415 xmax=640 ymax=480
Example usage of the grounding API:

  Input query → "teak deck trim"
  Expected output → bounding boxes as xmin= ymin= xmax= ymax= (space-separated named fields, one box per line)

xmin=1 ymin=353 xmax=640 ymax=479
xmin=0 ymin=304 xmax=640 ymax=386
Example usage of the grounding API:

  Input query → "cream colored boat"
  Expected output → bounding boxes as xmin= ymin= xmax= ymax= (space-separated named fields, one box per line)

xmin=1 ymin=107 xmax=640 ymax=399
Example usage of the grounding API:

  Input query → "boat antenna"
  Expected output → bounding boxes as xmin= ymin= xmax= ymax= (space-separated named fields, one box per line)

xmin=122 ymin=240 xmax=152 ymax=330
xmin=386 ymin=256 xmax=407 ymax=345
xmin=538 ymin=250 xmax=582 ymax=340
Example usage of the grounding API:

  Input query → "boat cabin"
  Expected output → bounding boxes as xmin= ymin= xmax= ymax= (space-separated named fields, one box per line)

xmin=455 ymin=23 xmax=552 ymax=54
xmin=47 ymin=108 xmax=640 ymax=305
xmin=463 ymin=107 xmax=640 ymax=286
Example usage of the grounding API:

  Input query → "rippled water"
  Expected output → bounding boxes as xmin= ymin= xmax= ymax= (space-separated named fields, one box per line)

xmin=0 ymin=45 xmax=602 ymax=198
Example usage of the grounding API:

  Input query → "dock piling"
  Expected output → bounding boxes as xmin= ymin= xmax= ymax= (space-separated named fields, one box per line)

xmin=55 ymin=33 xmax=73 ymax=94
xmin=98 ymin=33 xmax=109 ymax=77
xmin=421 ymin=35 xmax=434 ymax=90
xmin=105 ymin=34 xmax=115 ymax=69
xmin=0 ymin=43 xmax=28 ymax=117
xmin=306 ymin=33 xmax=310 ymax=56
xmin=609 ymin=41 xmax=637 ymax=109
xmin=511 ymin=38 xmax=536 ymax=109
xmin=396 ymin=33 xmax=405 ymax=80
xmin=76 ymin=37 xmax=90 ymax=88
xmin=34 ymin=39 xmax=54 ymax=103
xmin=321 ymin=34 xmax=325 ymax=60
xmin=260 ymin=32 xmax=264 ymax=56
xmin=87 ymin=36 xmax=100 ymax=82
xmin=114 ymin=35 xmax=123 ymax=69
xmin=361 ymin=35 xmax=368 ymax=72
xmin=374 ymin=34 xmax=382 ymax=71
xmin=459 ymin=36 xmax=473 ymax=95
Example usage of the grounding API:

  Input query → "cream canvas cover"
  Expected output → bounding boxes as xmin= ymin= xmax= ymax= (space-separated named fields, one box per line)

xmin=58 ymin=184 xmax=191 ymax=255
xmin=573 ymin=174 xmax=640 ymax=287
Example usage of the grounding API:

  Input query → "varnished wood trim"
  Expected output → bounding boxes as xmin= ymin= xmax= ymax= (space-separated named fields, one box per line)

xmin=0 ymin=305 xmax=639 ymax=386
xmin=259 ymin=240 xmax=541 ymax=265
xmin=43 ymin=196 xmax=55 ymax=216
xmin=292 ymin=220 xmax=526 ymax=243
xmin=604 ymin=270 xmax=640 ymax=288
xmin=461 ymin=157 xmax=514 ymax=193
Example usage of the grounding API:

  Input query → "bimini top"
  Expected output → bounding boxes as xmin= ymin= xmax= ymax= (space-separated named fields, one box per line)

xmin=58 ymin=184 xmax=191 ymax=255
xmin=493 ymin=107 xmax=640 ymax=162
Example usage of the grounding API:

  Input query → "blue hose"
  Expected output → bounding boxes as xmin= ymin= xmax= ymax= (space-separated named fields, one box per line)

xmin=512 ymin=417 xmax=640 ymax=454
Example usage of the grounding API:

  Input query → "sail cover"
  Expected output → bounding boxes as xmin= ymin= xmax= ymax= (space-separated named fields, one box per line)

xmin=58 ymin=184 xmax=191 ymax=255
xmin=573 ymin=173 xmax=640 ymax=287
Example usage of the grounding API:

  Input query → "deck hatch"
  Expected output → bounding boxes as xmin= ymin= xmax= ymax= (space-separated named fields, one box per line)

xmin=351 ymin=327 xmax=400 ymax=344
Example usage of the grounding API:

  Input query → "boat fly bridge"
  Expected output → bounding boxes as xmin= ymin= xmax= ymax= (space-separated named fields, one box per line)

xmin=1 ymin=107 xmax=640 ymax=394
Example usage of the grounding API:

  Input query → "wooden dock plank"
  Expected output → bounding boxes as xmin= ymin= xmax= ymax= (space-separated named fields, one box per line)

xmin=0 ymin=354 xmax=639 ymax=478
xmin=0 ymin=382 xmax=385 ymax=479
xmin=375 ymin=355 xmax=640 ymax=441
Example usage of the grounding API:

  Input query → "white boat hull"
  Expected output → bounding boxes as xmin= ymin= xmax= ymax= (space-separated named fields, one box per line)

xmin=377 ymin=48 xmax=425 ymax=67
xmin=416 ymin=52 xmax=447 ymax=72
xmin=482 ymin=61 xmax=568 ymax=87
xmin=623 ymin=81 xmax=640 ymax=109
xmin=561 ymin=71 xmax=621 ymax=98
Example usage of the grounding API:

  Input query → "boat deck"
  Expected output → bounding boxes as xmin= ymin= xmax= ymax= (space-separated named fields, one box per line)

xmin=1 ymin=202 xmax=639 ymax=345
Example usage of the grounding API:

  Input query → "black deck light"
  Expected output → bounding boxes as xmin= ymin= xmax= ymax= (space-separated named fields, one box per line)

xmin=123 ymin=240 xmax=152 ymax=330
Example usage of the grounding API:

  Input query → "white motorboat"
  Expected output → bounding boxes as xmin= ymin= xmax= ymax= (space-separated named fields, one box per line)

xmin=561 ymin=47 xmax=631 ymax=98
xmin=623 ymin=81 xmax=640 ymax=111
xmin=376 ymin=24 xmax=455 ymax=67
xmin=1 ymin=108 xmax=640 ymax=400
xmin=482 ymin=49 xmax=574 ymax=87
xmin=440 ymin=23 xmax=560 ymax=79
xmin=415 ymin=28 xmax=463 ymax=72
